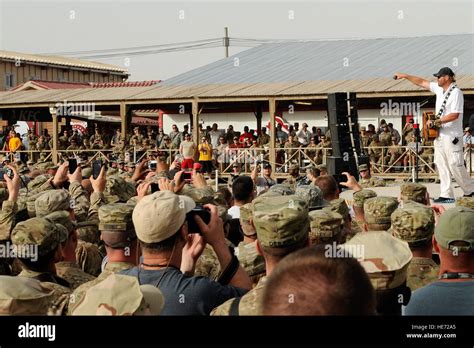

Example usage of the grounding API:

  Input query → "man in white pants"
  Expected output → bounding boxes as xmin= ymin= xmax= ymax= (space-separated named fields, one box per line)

xmin=394 ymin=67 xmax=474 ymax=203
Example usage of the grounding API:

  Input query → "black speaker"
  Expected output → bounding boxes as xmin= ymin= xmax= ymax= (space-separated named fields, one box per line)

xmin=469 ymin=114 xmax=474 ymax=131
xmin=326 ymin=155 xmax=360 ymax=182
xmin=327 ymin=92 xmax=363 ymax=158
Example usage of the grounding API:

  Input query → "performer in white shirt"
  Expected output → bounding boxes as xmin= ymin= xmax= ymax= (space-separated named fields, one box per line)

xmin=394 ymin=67 xmax=474 ymax=203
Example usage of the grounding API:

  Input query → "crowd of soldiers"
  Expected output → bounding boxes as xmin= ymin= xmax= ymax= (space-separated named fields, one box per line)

xmin=1 ymin=118 xmax=433 ymax=177
xmin=0 ymin=142 xmax=473 ymax=316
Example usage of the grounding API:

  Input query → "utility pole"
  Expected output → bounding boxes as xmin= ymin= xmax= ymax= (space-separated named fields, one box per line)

xmin=224 ymin=27 xmax=229 ymax=58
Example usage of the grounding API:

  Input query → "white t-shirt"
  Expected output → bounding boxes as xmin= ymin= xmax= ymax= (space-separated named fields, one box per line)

xmin=429 ymin=82 xmax=464 ymax=138
xmin=228 ymin=205 xmax=241 ymax=219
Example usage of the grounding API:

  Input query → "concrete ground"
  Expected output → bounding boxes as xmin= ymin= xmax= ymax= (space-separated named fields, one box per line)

xmin=340 ymin=183 xmax=465 ymax=209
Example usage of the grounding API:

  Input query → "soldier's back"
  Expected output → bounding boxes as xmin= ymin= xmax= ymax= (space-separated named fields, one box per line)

xmin=211 ymin=276 xmax=268 ymax=316
xmin=56 ymin=261 xmax=96 ymax=290
xmin=407 ymin=257 xmax=439 ymax=291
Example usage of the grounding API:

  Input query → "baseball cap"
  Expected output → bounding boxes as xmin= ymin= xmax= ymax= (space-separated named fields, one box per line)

xmin=390 ymin=201 xmax=435 ymax=245
xmin=358 ymin=164 xmax=369 ymax=172
xmin=364 ymin=196 xmax=399 ymax=225
xmin=433 ymin=67 xmax=455 ymax=78
xmin=400 ymin=182 xmax=427 ymax=204
xmin=434 ymin=206 xmax=474 ymax=252
xmin=132 ymin=191 xmax=195 ymax=243
xmin=263 ymin=162 xmax=272 ymax=169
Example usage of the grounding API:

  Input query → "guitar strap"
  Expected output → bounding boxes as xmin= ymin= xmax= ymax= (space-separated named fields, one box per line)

xmin=436 ymin=83 xmax=458 ymax=118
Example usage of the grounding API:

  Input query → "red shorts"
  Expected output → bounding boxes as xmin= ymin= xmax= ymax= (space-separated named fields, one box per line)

xmin=181 ymin=158 xmax=194 ymax=170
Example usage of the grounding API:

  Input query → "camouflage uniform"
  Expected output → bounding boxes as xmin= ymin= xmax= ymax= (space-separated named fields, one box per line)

xmin=420 ymin=140 xmax=434 ymax=172
xmin=379 ymin=130 xmax=392 ymax=146
xmin=212 ymin=195 xmax=309 ymax=315
xmin=315 ymin=139 xmax=332 ymax=165
xmin=358 ymin=164 xmax=386 ymax=188
xmin=400 ymin=182 xmax=427 ymax=204
xmin=282 ymin=164 xmax=304 ymax=190
xmin=11 ymin=218 xmax=72 ymax=315
xmin=390 ymin=201 xmax=438 ymax=291
xmin=56 ymin=261 xmax=96 ymax=290
xmin=69 ymin=203 xmax=136 ymax=314
xmin=308 ymin=210 xmax=344 ymax=245
xmin=360 ymin=128 xmax=371 ymax=155
xmin=368 ymin=137 xmax=383 ymax=165
xmin=70 ymin=273 xmax=164 ymax=315
xmin=455 ymin=197 xmax=474 ymax=210
xmin=75 ymin=240 xmax=103 ymax=277
xmin=364 ymin=196 xmax=399 ymax=231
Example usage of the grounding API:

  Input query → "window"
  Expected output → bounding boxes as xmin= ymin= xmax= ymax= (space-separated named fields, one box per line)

xmin=5 ymin=73 xmax=15 ymax=89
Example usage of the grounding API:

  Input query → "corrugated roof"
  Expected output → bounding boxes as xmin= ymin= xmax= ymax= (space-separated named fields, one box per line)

xmin=0 ymin=50 xmax=128 ymax=74
xmin=164 ymin=34 xmax=474 ymax=85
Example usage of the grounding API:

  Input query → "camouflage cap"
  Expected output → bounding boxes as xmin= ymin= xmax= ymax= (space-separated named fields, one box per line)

xmin=27 ymin=174 xmax=49 ymax=191
xmin=456 ymin=197 xmax=474 ymax=210
xmin=390 ymin=201 xmax=435 ymax=245
xmin=99 ymin=203 xmax=136 ymax=248
xmin=295 ymin=185 xmax=328 ymax=210
xmin=268 ymin=184 xmax=295 ymax=196
xmin=435 ymin=206 xmax=474 ymax=252
xmin=253 ymin=194 xmax=309 ymax=248
xmin=342 ymin=231 xmax=412 ymax=290
xmin=55 ymin=224 xmax=69 ymax=244
xmin=364 ymin=196 xmax=399 ymax=225
xmin=35 ymin=189 xmax=71 ymax=217
xmin=82 ymin=167 xmax=92 ymax=179
xmin=76 ymin=220 xmax=100 ymax=244
xmin=360 ymin=126 xmax=366 ymax=131
xmin=71 ymin=273 xmax=164 ymax=315
xmin=105 ymin=176 xmax=136 ymax=203
xmin=358 ymin=164 xmax=369 ymax=172
xmin=0 ymin=276 xmax=53 ymax=315
xmin=11 ymin=217 xmax=61 ymax=256
xmin=45 ymin=210 xmax=76 ymax=236
xmin=316 ymin=164 xmax=327 ymax=172
xmin=352 ymin=189 xmax=377 ymax=208
xmin=400 ymin=183 xmax=427 ymax=204
xmin=99 ymin=203 xmax=134 ymax=231
xmin=181 ymin=185 xmax=215 ymax=204
xmin=308 ymin=210 xmax=344 ymax=244
xmin=323 ymin=198 xmax=349 ymax=219
xmin=106 ymin=167 xmax=119 ymax=177
xmin=18 ymin=166 xmax=30 ymax=174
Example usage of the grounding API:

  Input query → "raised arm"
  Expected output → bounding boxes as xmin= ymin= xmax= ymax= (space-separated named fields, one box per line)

xmin=393 ymin=73 xmax=431 ymax=91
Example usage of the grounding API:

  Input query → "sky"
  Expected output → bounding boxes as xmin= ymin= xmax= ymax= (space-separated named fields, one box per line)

xmin=0 ymin=0 xmax=472 ymax=81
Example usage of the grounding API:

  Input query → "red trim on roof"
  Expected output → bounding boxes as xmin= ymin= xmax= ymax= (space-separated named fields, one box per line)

xmin=11 ymin=79 xmax=161 ymax=91
xmin=90 ymin=80 xmax=161 ymax=88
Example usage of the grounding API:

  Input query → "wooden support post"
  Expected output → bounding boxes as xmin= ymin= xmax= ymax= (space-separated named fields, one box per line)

xmin=255 ymin=103 xmax=262 ymax=132
xmin=120 ymin=102 xmax=127 ymax=140
xmin=269 ymin=98 xmax=276 ymax=167
xmin=192 ymin=99 xmax=199 ymax=145
xmin=51 ymin=108 xmax=58 ymax=164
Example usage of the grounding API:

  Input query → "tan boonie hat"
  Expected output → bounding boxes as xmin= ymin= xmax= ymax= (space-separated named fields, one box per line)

xmin=11 ymin=217 xmax=62 ymax=257
xmin=400 ymin=183 xmax=427 ymax=204
xmin=353 ymin=189 xmax=377 ymax=208
xmin=0 ymin=276 xmax=53 ymax=315
xmin=35 ymin=189 xmax=71 ymax=217
xmin=308 ymin=210 xmax=344 ymax=244
xmin=133 ymin=191 xmax=195 ymax=243
xmin=71 ymin=273 xmax=164 ymax=316
xmin=435 ymin=206 xmax=474 ymax=252
xmin=364 ymin=196 xmax=399 ymax=225
xmin=342 ymin=231 xmax=412 ymax=290
xmin=456 ymin=197 xmax=474 ymax=210
xmin=252 ymin=194 xmax=309 ymax=248
xmin=390 ymin=201 xmax=435 ymax=245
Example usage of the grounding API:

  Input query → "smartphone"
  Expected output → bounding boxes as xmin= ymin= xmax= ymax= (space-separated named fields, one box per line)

xmin=68 ymin=159 xmax=77 ymax=174
xmin=0 ymin=168 xmax=12 ymax=180
xmin=182 ymin=171 xmax=192 ymax=181
xmin=149 ymin=160 xmax=157 ymax=171
xmin=92 ymin=160 xmax=103 ymax=179
xmin=150 ymin=182 xmax=160 ymax=193
xmin=186 ymin=205 xmax=211 ymax=234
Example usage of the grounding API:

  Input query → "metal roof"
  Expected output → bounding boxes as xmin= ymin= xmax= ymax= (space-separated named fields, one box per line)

xmin=164 ymin=34 xmax=474 ymax=85
xmin=0 ymin=50 xmax=129 ymax=74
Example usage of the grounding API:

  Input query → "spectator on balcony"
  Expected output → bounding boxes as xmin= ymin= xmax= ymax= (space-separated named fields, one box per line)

xmin=297 ymin=123 xmax=311 ymax=146
xmin=179 ymin=134 xmax=196 ymax=170
xmin=169 ymin=124 xmax=183 ymax=148
xmin=198 ymin=136 xmax=213 ymax=174
xmin=257 ymin=127 xmax=270 ymax=147
xmin=239 ymin=126 xmax=254 ymax=144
